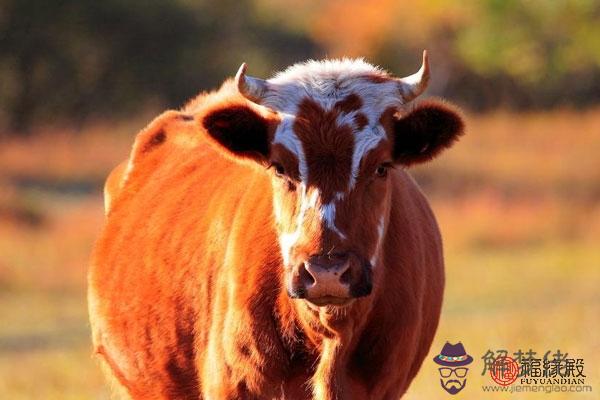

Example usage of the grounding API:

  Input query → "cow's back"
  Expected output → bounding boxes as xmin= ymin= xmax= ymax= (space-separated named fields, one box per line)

xmin=88 ymin=110 xmax=275 ymax=399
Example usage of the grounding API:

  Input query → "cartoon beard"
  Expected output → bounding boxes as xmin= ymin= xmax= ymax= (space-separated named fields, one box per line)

xmin=440 ymin=378 xmax=466 ymax=394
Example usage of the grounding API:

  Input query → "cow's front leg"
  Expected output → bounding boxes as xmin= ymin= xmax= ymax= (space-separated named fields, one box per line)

xmin=312 ymin=339 xmax=345 ymax=400
xmin=201 ymin=371 xmax=266 ymax=400
xmin=201 ymin=304 xmax=289 ymax=399
xmin=201 ymin=344 xmax=281 ymax=400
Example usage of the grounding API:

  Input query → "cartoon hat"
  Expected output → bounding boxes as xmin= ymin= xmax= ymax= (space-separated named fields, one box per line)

xmin=433 ymin=342 xmax=473 ymax=367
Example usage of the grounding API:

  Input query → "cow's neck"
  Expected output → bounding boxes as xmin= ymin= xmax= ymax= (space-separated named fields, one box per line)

xmin=282 ymin=294 xmax=377 ymax=399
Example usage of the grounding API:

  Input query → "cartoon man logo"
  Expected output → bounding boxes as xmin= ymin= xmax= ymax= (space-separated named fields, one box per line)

xmin=433 ymin=342 xmax=473 ymax=395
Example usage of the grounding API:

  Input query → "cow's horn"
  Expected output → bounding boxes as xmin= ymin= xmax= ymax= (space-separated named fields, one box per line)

xmin=396 ymin=50 xmax=430 ymax=102
xmin=236 ymin=63 xmax=268 ymax=102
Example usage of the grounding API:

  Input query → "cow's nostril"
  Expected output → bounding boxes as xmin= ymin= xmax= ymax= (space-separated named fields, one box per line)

xmin=298 ymin=263 xmax=316 ymax=286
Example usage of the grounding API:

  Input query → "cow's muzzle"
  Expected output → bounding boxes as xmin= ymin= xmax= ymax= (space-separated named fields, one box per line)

xmin=287 ymin=252 xmax=372 ymax=306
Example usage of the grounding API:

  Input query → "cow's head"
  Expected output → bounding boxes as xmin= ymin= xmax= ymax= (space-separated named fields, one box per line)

xmin=201 ymin=52 xmax=463 ymax=307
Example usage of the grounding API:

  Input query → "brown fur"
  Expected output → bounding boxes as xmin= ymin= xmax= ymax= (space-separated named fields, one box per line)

xmin=362 ymin=74 xmax=390 ymax=84
xmin=353 ymin=113 xmax=369 ymax=131
xmin=334 ymin=93 xmax=363 ymax=114
xmin=89 ymin=79 xmax=462 ymax=399
xmin=294 ymin=97 xmax=355 ymax=201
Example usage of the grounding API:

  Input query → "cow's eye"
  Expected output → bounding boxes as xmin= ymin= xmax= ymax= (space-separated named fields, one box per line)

xmin=269 ymin=162 xmax=286 ymax=177
xmin=375 ymin=163 xmax=392 ymax=178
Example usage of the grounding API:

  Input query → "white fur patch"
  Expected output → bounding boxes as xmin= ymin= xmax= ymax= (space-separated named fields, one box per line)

xmin=370 ymin=215 xmax=386 ymax=266
xmin=278 ymin=184 xmax=318 ymax=265
xmin=264 ymin=58 xmax=404 ymax=116
xmin=349 ymin=125 xmax=387 ymax=189
xmin=320 ymin=201 xmax=347 ymax=240
xmin=277 ymin=186 xmax=349 ymax=264
xmin=272 ymin=113 xmax=308 ymax=181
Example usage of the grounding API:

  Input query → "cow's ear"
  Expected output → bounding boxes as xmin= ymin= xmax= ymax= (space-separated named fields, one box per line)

xmin=201 ymin=103 xmax=275 ymax=163
xmin=391 ymin=100 xmax=464 ymax=166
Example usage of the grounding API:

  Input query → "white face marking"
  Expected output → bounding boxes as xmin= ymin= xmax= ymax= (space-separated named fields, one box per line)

xmin=272 ymin=113 xmax=308 ymax=181
xmin=277 ymin=184 xmax=318 ymax=265
xmin=320 ymin=201 xmax=347 ymax=240
xmin=277 ymin=187 xmax=347 ymax=265
xmin=370 ymin=214 xmax=386 ymax=266
xmin=349 ymin=125 xmax=387 ymax=189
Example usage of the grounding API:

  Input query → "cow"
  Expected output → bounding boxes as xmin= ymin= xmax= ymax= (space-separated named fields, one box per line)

xmin=88 ymin=51 xmax=464 ymax=400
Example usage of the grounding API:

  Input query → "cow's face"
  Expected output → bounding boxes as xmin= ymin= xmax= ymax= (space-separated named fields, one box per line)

xmin=200 ymin=55 xmax=463 ymax=307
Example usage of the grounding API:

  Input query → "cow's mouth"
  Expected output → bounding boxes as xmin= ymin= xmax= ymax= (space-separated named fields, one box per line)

xmin=305 ymin=296 xmax=354 ymax=307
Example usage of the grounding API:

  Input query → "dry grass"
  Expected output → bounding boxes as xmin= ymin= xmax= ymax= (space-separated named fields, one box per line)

xmin=408 ymin=109 xmax=600 ymax=399
xmin=0 ymin=109 xmax=598 ymax=398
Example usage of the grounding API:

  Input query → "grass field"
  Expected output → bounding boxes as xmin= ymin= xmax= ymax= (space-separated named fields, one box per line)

xmin=0 ymin=110 xmax=598 ymax=399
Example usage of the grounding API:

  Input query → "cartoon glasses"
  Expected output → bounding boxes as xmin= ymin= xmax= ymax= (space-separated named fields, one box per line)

xmin=438 ymin=367 xmax=469 ymax=378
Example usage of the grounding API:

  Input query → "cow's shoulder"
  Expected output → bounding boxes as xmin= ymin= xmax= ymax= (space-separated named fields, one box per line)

xmin=103 ymin=110 xmax=202 ymax=215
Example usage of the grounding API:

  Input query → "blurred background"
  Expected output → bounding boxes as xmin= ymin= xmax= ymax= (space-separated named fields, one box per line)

xmin=0 ymin=0 xmax=598 ymax=398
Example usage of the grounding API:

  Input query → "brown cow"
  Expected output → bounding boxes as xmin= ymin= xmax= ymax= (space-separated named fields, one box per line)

xmin=88 ymin=51 xmax=464 ymax=399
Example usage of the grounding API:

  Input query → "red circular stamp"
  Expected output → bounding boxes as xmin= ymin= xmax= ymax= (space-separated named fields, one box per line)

xmin=490 ymin=356 xmax=519 ymax=386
